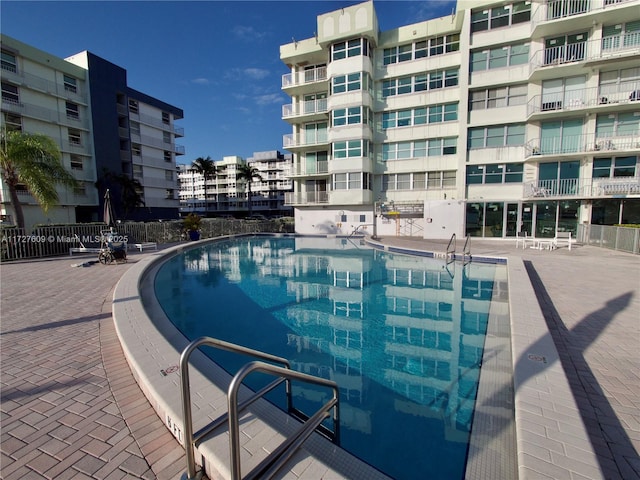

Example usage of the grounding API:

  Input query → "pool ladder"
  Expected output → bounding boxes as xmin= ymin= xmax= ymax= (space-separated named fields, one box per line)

xmin=180 ymin=337 xmax=340 ymax=480
xmin=446 ymin=233 xmax=472 ymax=265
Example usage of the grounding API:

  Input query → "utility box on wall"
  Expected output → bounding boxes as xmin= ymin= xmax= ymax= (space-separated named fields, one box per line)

xmin=423 ymin=201 xmax=465 ymax=240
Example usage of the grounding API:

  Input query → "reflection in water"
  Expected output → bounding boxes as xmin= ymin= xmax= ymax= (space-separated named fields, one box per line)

xmin=154 ymin=237 xmax=508 ymax=480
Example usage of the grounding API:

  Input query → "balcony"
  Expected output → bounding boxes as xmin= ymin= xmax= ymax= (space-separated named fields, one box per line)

xmin=129 ymin=111 xmax=185 ymax=136
xmin=281 ymin=67 xmax=328 ymax=95
xmin=526 ymin=134 xmax=640 ymax=158
xmin=282 ymin=98 xmax=329 ymax=122
xmin=531 ymin=0 xmax=637 ymax=36
xmin=283 ymin=131 xmax=329 ymax=150
xmin=285 ymin=191 xmax=329 ymax=206
xmin=525 ymin=176 xmax=640 ymax=198
xmin=0 ymin=64 xmax=86 ymax=103
xmin=2 ymin=99 xmax=90 ymax=129
xmin=527 ymin=83 xmax=640 ymax=119
xmin=290 ymin=161 xmax=329 ymax=177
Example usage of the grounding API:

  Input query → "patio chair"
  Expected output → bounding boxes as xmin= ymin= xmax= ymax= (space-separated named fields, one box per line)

xmin=515 ymin=231 xmax=532 ymax=249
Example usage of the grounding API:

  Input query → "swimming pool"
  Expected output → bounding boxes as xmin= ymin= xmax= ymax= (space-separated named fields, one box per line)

xmin=154 ymin=236 xmax=508 ymax=479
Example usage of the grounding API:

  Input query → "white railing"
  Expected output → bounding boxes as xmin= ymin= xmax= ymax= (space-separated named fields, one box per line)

xmin=281 ymin=66 xmax=327 ymax=89
xmin=284 ymin=191 xmax=329 ymax=205
xmin=581 ymin=224 xmax=640 ymax=255
xmin=290 ymin=161 xmax=329 ymax=176
xmin=0 ymin=65 xmax=86 ymax=102
xmin=282 ymin=98 xmax=329 ymax=118
xmin=527 ymin=82 xmax=640 ymax=116
xmin=526 ymin=134 xmax=640 ymax=157
xmin=533 ymin=0 xmax=636 ymax=27
xmin=525 ymin=176 xmax=640 ymax=198
xmin=283 ymin=131 xmax=329 ymax=148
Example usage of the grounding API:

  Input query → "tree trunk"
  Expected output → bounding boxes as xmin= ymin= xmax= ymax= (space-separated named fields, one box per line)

xmin=7 ymin=182 xmax=25 ymax=230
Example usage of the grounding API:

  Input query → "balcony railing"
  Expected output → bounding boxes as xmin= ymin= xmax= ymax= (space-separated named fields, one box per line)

xmin=129 ymin=111 xmax=185 ymax=136
xmin=526 ymin=134 xmax=640 ymax=157
xmin=285 ymin=191 xmax=329 ymax=205
xmin=532 ymin=0 xmax=635 ymax=28
xmin=0 ymin=64 xmax=86 ymax=102
xmin=290 ymin=161 xmax=329 ymax=176
xmin=527 ymin=82 xmax=640 ymax=116
xmin=282 ymin=98 xmax=329 ymax=118
xmin=281 ymin=67 xmax=327 ymax=89
xmin=531 ymin=37 xmax=640 ymax=74
xmin=283 ymin=131 xmax=329 ymax=149
xmin=525 ymin=176 xmax=640 ymax=198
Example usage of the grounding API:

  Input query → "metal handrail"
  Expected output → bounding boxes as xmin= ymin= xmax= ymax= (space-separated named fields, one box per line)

xmin=228 ymin=361 xmax=340 ymax=480
xmin=446 ymin=233 xmax=456 ymax=258
xmin=462 ymin=235 xmax=472 ymax=265
xmin=180 ymin=337 xmax=340 ymax=480
xmin=180 ymin=337 xmax=292 ymax=480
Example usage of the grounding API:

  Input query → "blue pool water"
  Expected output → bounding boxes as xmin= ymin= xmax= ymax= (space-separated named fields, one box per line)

xmin=154 ymin=236 xmax=505 ymax=479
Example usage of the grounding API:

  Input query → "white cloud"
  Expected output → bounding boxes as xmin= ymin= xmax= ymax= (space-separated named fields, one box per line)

xmin=225 ymin=67 xmax=270 ymax=81
xmin=191 ymin=77 xmax=210 ymax=85
xmin=232 ymin=25 xmax=268 ymax=41
xmin=254 ymin=93 xmax=282 ymax=106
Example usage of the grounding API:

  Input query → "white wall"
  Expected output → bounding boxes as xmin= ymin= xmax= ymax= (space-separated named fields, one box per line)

xmin=422 ymin=200 xmax=465 ymax=240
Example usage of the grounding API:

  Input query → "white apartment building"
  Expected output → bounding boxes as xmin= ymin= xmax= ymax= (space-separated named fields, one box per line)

xmin=1 ymin=35 xmax=96 ymax=226
xmin=178 ymin=150 xmax=293 ymax=217
xmin=1 ymin=35 xmax=184 ymax=228
xmin=280 ymin=0 xmax=640 ymax=239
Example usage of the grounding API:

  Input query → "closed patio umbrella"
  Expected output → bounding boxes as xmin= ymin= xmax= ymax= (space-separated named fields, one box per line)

xmin=104 ymin=189 xmax=115 ymax=227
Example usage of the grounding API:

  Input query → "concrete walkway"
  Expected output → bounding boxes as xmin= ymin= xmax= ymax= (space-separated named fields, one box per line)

xmin=1 ymin=239 xmax=638 ymax=479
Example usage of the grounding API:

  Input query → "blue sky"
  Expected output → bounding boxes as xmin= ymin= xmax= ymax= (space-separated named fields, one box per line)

xmin=2 ymin=0 xmax=456 ymax=164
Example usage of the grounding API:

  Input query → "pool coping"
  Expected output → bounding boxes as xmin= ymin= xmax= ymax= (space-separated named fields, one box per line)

xmin=112 ymin=234 xmax=601 ymax=480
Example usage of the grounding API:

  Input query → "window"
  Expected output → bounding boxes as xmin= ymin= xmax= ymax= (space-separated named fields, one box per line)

xmin=466 ymin=163 xmax=523 ymax=184
xmin=65 ymin=102 xmax=79 ymax=120
xmin=74 ymin=185 xmax=87 ymax=197
xmin=383 ymin=172 xmax=429 ymax=191
xmin=3 ymin=112 xmax=21 ymax=131
xmin=333 ymin=172 xmax=363 ymax=190
xmin=382 ymin=69 xmax=459 ymax=98
xmin=165 ymin=170 xmax=173 ymax=181
xmin=332 ymin=39 xmax=368 ymax=61
xmin=63 ymin=75 xmax=77 ymax=93
xmin=333 ymin=107 xmax=368 ymax=126
xmin=468 ymin=124 xmax=526 ymax=148
xmin=1 ymin=50 xmax=17 ymax=73
xmin=383 ymin=138 xmax=456 ymax=160
xmin=415 ymin=41 xmax=427 ymax=59
xmin=166 ymin=189 xmax=174 ymax=199
xmin=70 ymin=156 xmax=83 ymax=170
xmin=332 ymin=72 xmax=368 ymax=94
xmin=133 ymin=164 xmax=143 ymax=178
xmin=164 ymin=151 xmax=172 ymax=162
xmin=1 ymin=82 xmax=19 ymax=104
xmin=472 ymin=2 xmax=531 ymax=32
xmin=470 ymin=43 xmax=530 ymax=71
xmin=162 ymin=111 xmax=170 ymax=125
xmin=132 ymin=144 xmax=141 ymax=156
xmin=68 ymin=129 xmax=81 ymax=145
xmin=594 ymin=156 xmax=637 ymax=178
xmin=163 ymin=131 xmax=172 ymax=143
xmin=333 ymin=140 xmax=368 ymax=158
xmin=128 ymin=99 xmax=138 ymax=114
xmin=130 ymin=121 xmax=141 ymax=136
xmin=597 ymin=112 xmax=640 ymax=137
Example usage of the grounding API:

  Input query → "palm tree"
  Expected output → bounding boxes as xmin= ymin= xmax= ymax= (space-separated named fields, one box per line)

xmin=97 ymin=169 xmax=146 ymax=220
xmin=0 ymin=129 xmax=78 ymax=229
xmin=236 ymin=163 xmax=263 ymax=216
xmin=191 ymin=156 xmax=217 ymax=215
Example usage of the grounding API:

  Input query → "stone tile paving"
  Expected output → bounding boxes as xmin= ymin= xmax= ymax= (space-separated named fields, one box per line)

xmin=0 ymin=253 xmax=188 ymax=480
xmin=2 ymin=239 xmax=638 ymax=480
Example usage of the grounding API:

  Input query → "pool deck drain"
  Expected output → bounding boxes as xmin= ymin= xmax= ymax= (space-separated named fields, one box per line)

xmin=1 ymin=237 xmax=638 ymax=479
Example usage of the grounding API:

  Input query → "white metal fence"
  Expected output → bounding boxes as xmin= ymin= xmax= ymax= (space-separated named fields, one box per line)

xmin=577 ymin=224 xmax=640 ymax=255
xmin=0 ymin=219 xmax=294 ymax=261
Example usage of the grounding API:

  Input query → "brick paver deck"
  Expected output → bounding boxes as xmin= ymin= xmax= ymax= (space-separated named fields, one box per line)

xmin=1 ymin=252 xmax=186 ymax=480
xmin=1 ymin=239 xmax=638 ymax=479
